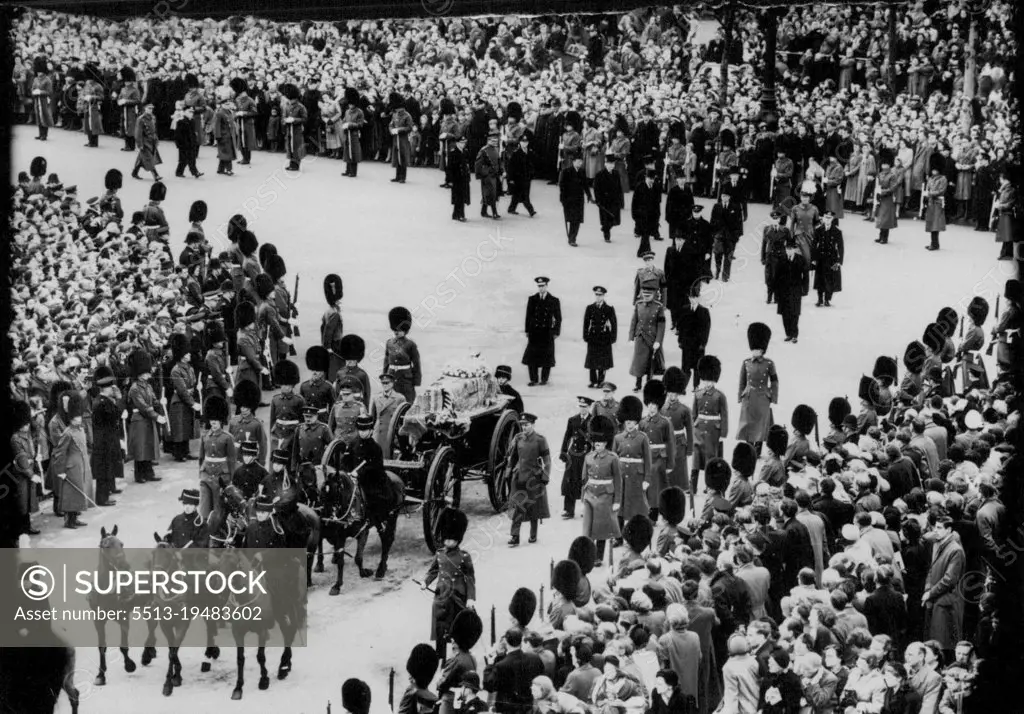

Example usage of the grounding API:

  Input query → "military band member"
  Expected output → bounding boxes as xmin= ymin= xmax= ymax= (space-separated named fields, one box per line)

xmin=116 ymin=66 xmax=139 ymax=150
xmin=295 ymin=405 xmax=332 ymax=489
xmin=634 ymin=251 xmax=667 ymax=304
xmin=874 ymin=149 xmax=899 ymax=245
xmin=281 ymin=83 xmax=307 ymax=172
xmin=423 ymin=510 xmax=476 ymax=660
xmin=628 ymin=282 xmax=666 ymax=393
xmin=993 ymin=170 xmax=1017 ymax=260
xmin=581 ymin=415 xmax=621 ymax=563
xmin=583 ymin=286 xmax=617 ymax=389
xmin=389 ymin=94 xmax=414 ymax=183
xmin=234 ymin=301 xmax=268 ymax=389
xmin=924 ymin=156 xmax=948 ymax=251
xmin=612 ymin=396 xmax=651 ymax=534
xmin=592 ymin=383 xmax=619 ymax=422
xmin=690 ymin=356 xmax=728 ymax=511
xmin=322 ymin=274 xmax=344 ymax=383
xmin=197 ymin=396 xmax=236 ymax=521
xmin=762 ymin=210 xmax=789 ymax=304
xmin=341 ymin=87 xmax=366 ymax=177
xmin=487 ymin=367 xmax=521 ymax=418
xmin=523 ymin=277 xmax=562 ymax=387
xmin=231 ymin=78 xmax=256 ymax=165
xmin=164 ymin=489 xmax=208 ymax=548
xmin=812 ymin=210 xmax=844 ymax=307
xmin=475 ymin=131 xmax=503 ymax=220
xmin=661 ymin=367 xmax=693 ymax=492
xmin=639 ymin=380 xmax=675 ymax=521
xmin=270 ymin=360 xmax=304 ymax=455
xmin=772 ymin=149 xmax=794 ymax=208
xmin=301 ymin=346 xmax=336 ymax=424
xmin=385 ymin=307 xmax=422 ymax=404
xmin=328 ymin=379 xmax=367 ymax=448
xmin=229 ymin=381 xmax=267 ymax=466
xmin=370 ymin=373 xmax=407 ymax=454
xmin=559 ymin=396 xmax=593 ymax=519
xmin=507 ymin=413 xmax=551 ymax=547
xmin=335 ymin=335 xmax=371 ymax=410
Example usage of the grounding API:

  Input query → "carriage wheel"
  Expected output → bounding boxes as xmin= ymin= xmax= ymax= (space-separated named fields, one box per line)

xmin=486 ymin=410 xmax=521 ymax=512
xmin=422 ymin=445 xmax=462 ymax=553
xmin=385 ymin=402 xmax=413 ymax=460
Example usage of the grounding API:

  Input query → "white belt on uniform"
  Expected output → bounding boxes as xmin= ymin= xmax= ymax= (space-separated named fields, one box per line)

xmin=673 ymin=429 xmax=688 ymax=436
xmin=620 ymin=457 xmax=643 ymax=463
xmin=587 ymin=478 xmax=613 ymax=485
xmin=276 ymin=419 xmax=299 ymax=426
xmin=389 ymin=364 xmax=412 ymax=371
xmin=205 ymin=456 xmax=227 ymax=463
xmin=696 ymin=415 xmax=721 ymax=421
xmin=650 ymin=444 xmax=666 ymax=450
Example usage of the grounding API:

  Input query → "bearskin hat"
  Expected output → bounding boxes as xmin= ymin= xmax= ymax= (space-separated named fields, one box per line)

xmin=617 ymin=395 xmax=643 ymax=424
xmin=928 ymin=152 xmax=945 ymax=173
xmin=266 ymin=254 xmax=287 ymax=283
xmin=255 ymin=274 xmax=275 ymax=300
xmin=705 ymin=456 xmax=731 ymax=492
xmin=105 ymin=169 xmax=123 ymax=191
xmin=279 ymin=83 xmax=300 ymax=101
xmin=169 ymin=332 xmax=190 ymax=363
xmin=344 ymin=87 xmax=360 ymax=106
xmin=766 ymin=424 xmax=789 ymax=458
xmin=878 ymin=147 xmax=896 ymax=166
xmin=258 ymin=243 xmax=277 ymax=271
xmin=552 ymin=559 xmax=582 ymax=600
xmin=697 ymin=355 xmax=722 ymax=383
xmin=659 ymin=487 xmax=687 ymax=526
xmin=66 ymin=391 xmax=85 ymax=420
xmin=827 ymin=396 xmax=851 ymax=428
xmin=30 ymin=156 xmax=47 ymax=179
xmin=185 ymin=73 xmax=199 ymax=88
xmin=207 ymin=321 xmax=227 ymax=345
xmin=642 ymin=379 xmax=666 ymax=409
xmin=747 ymin=322 xmax=772 ymax=352
xmin=233 ymin=380 xmax=261 ymax=412
xmin=188 ymin=199 xmax=207 ymax=223
xmin=1006 ymin=279 xmax=1023 ymax=303
xmin=229 ymin=77 xmax=248 ymax=95
xmin=588 ymin=414 xmax=616 ymax=448
xmin=389 ymin=306 xmax=413 ymax=333
xmin=565 ymin=110 xmax=582 ymax=132
xmin=274 ymin=360 xmax=300 ymax=387
xmin=438 ymin=508 xmax=468 ymax=543
xmin=12 ymin=400 xmax=32 ymax=432
xmin=903 ymin=341 xmax=926 ymax=373
xmin=203 ymin=395 xmax=229 ymax=424
xmin=119 ymin=66 xmax=136 ymax=82
xmin=967 ymin=296 xmax=989 ymax=326
xmin=872 ymin=356 xmax=898 ymax=387
xmin=663 ymin=366 xmax=685 ymax=394
xmin=922 ymin=323 xmax=945 ymax=353
xmin=128 ymin=349 xmax=153 ymax=378
xmin=235 ymin=300 xmax=256 ymax=329
xmin=508 ymin=587 xmax=537 ymax=628
xmin=787 ymin=405 xmax=815 ymax=438
xmin=342 ymin=679 xmax=372 ymax=714
xmin=237 ymin=230 xmax=258 ymax=257
xmin=33 ymin=55 xmax=49 ymax=75
xmin=720 ymin=128 xmax=736 ymax=149
xmin=567 ymin=536 xmax=597 ymax=576
xmin=339 ymin=334 xmax=366 ymax=362
xmin=92 ymin=365 xmax=115 ymax=387
xmin=406 ymin=644 xmax=439 ymax=689
xmin=858 ymin=375 xmax=890 ymax=414
xmin=49 ymin=380 xmax=74 ymax=417
xmin=506 ymin=101 xmax=523 ymax=122
xmin=731 ymin=442 xmax=757 ymax=478
xmin=936 ymin=307 xmax=958 ymax=338
xmin=439 ymin=97 xmax=456 ymax=116
xmin=228 ymin=214 xmax=248 ymax=243
xmin=449 ymin=609 xmax=483 ymax=651
xmin=149 ymin=181 xmax=166 ymax=202
xmin=388 ymin=91 xmax=405 ymax=110
xmin=324 ymin=274 xmax=343 ymax=306
xmin=305 ymin=345 xmax=330 ymax=373
xmin=623 ymin=514 xmax=654 ymax=554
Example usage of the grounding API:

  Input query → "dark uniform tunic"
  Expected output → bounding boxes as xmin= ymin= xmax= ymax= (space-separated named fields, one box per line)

xmin=328 ymin=399 xmax=365 ymax=448
xmin=676 ymin=303 xmax=711 ymax=389
xmin=762 ymin=224 xmax=788 ymax=299
xmin=270 ymin=391 xmax=305 ymax=454
xmin=295 ymin=420 xmax=332 ymax=489
xmin=168 ymin=361 xmax=198 ymax=443
xmin=235 ymin=325 xmax=264 ymax=388
xmin=692 ymin=384 xmax=729 ymax=470
xmin=198 ymin=427 xmax=236 ymax=517
xmin=629 ymin=298 xmax=666 ymax=378
xmin=812 ymin=224 xmax=844 ymax=296
xmin=233 ymin=461 xmax=273 ymax=500
xmin=583 ymin=301 xmax=617 ymax=372
xmin=508 ymin=431 xmax=551 ymax=523
xmin=613 ymin=428 xmax=651 ymax=520
xmin=661 ymin=398 xmax=693 ymax=491
xmin=522 ymin=293 xmax=562 ymax=369
xmin=424 ymin=546 xmax=476 ymax=641
xmin=228 ymin=414 xmax=267 ymax=466
xmin=165 ymin=511 xmax=208 ymax=548
xmin=384 ymin=336 xmax=422 ymax=404
xmin=341 ymin=106 xmax=366 ymax=164
xmin=559 ymin=413 xmax=591 ymax=504
xmin=581 ymin=448 xmax=622 ymax=541
xmin=640 ymin=411 xmax=675 ymax=507
xmin=300 ymin=376 xmax=336 ymax=424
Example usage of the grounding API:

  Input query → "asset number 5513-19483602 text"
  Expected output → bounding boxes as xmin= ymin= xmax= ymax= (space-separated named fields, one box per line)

xmin=131 ymin=606 xmax=263 ymax=622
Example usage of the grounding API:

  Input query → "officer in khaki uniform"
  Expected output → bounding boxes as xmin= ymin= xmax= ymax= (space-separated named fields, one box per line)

xmin=370 ymin=373 xmax=407 ymax=455
xmin=328 ymin=379 xmax=366 ymax=448
xmin=295 ymin=405 xmax=332 ymax=493
xmin=507 ymin=413 xmax=551 ymax=547
xmin=628 ymin=281 xmax=666 ymax=393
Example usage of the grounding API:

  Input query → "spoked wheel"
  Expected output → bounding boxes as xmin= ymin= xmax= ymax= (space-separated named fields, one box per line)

xmin=486 ymin=410 xmax=521 ymax=512
xmin=422 ymin=445 xmax=462 ymax=552
xmin=385 ymin=402 xmax=413 ymax=460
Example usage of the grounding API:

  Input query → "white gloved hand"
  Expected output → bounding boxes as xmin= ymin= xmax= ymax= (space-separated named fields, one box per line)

xmin=157 ymin=416 xmax=167 ymax=425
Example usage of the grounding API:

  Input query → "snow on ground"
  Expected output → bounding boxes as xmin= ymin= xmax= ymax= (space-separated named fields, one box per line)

xmin=12 ymin=124 xmax=1011 ymax=713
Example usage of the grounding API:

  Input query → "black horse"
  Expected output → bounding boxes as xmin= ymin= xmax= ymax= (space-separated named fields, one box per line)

xmin=144 ymin=534 xmax=197 ymax=696
xmin=317 ymin=455 xmax=405 ymax=595
xmin=90 ymin=526 xmax=139 ymax=686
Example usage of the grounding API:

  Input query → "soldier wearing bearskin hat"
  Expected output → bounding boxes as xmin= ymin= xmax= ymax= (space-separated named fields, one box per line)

xmin=300 ymin=346 xmax=336 ymax=423
xmin=701 ymin=456 xmax=736 ymax=523
xmin=141 ymin=180 xmax=170 ymax=239
xmin=116 ymin=66 xmax=140 ymax=151
xmin=198 ymin=395 xmax=236 ymax=520
xmin=438 ymin=609 xmax=483 ymax=709
xmin=183 ymin=73 xmax=206 ymax=160
xmin=736 ymin=323 xmax=778 ymax=453
xmin=389 ymin=91 xmax=414 ymax=182
xmin=166 ymin=333 xmax=201 ymax=461
xmin=921 ymin=322 xmax=946 ymax=396
xmin=30 ymin=56 xmax=54 ymax=141
xmin=51 ymin=392 xmax=92 ymax=529
xmin=402 ymin=644 xmax=441 ymax=714
xmin=615 ymin=513 xmax=654 ymax=579
xmin=550 ymin=559 xmax=582 ymax=629
xmin=270 ymin=360 xmax=304 ymax=454
xmin=640 ymin=380 xmax=675 ymax=521
xmin=612 ymin=395 xmax=652 ymax=531
xmin=89 ymin=365 xmax=123 ymax=508
xmin=874 ymin=148 xmax=900 ymax=244
xmin=279 ymin=83 xmax=307 ymax=171
xmin=230 ymin=78 xmax=256 ymax=165
xmin=229 ymin=380 xmax=267 ymax=466
xmin=660 ymin=367 xmax=693 ymax=493
xmin=423 ymin=508 xmax=476 ymax=657
xmin=256 ymin=273 xmax=292 ymax=379
xmin=212 ymin=84 xmax=239 ymax=175
xmin=334 ymin=335 xmax=371 ymax=409
xmin=203 ymin=322 xmax=232 ymax=403
xmin=558 ymin=110 xmax=583 ymax=172
xmin=437 ymin=97 xmax=461 ymax=181
xmin=235 ymin=299 xmax=269 ymax=389
xmin=785 ymin=404 xmax=819 ymax=470
xmin=343 ymin=679 xmax=373 ymax=714
xmin=126 ymin=349 xmax=164 ymax=484
xmin=10 ymin=400 xmax=40 ymax=536
xmin=924 ymin=153 xmax=948 ymax=251
xmin=341 ymin=87 xmax=366 ymax=176
xmin=578 ymin=413 xmax=621 ymax=560
xmin=80 ymin=67 xmax=104 ymax=147
xmin=956 ymin=297 xmax=990 ymax=390
xmin=319 ymin=273 xmax=344 ymax=375
xmin=898 ymin=342 xmax=926 ymax=408
xmin=934 ymin=306 xmax=959 ymax=364
xmin=691 ymin=355 xmax=728 ymax=511
xmin=385 ymin=307 xmax=422 ymax=403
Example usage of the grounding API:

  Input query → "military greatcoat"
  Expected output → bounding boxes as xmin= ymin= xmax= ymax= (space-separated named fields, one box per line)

xmin=613 ymin=428 xmax=652 ymax=519
xmin=735 ymin=355 xmax=779 ymax=443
